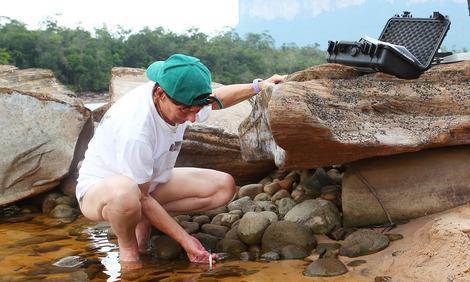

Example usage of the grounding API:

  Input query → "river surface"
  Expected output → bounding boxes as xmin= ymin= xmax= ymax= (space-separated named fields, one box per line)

xmin=0 ymin=206 xmax=370 ymax=281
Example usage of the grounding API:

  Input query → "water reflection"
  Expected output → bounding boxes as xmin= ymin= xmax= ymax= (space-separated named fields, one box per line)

xmin=0 ymin=204 xmax=369 ymax=281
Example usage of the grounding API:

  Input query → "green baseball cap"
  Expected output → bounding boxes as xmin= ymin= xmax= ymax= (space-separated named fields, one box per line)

xmin=146 ymin=54 xmax=223 ymax=109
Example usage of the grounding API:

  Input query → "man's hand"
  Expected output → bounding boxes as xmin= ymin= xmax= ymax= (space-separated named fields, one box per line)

xmin=259 ymin=74 xmax=287 ymax=92
xmin=182 ymin=236 xmax=219 ymax=263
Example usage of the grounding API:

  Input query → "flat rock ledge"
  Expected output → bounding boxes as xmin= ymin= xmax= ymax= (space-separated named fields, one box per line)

xmin=239 ymin=61 xmax=470 ymax=170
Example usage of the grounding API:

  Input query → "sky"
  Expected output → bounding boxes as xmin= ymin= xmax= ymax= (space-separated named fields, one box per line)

xmin=0 ymin=0 xmax=240 ymax=36
xmin=1 ymin=0 xmax=469 ymax=50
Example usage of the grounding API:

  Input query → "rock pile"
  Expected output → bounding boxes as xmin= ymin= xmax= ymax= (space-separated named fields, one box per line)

xmin=139 ymin=166 xmax=398 ymax=278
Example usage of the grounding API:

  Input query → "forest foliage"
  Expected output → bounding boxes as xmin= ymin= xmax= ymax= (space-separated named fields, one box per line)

xmin=0 ymin=17 xmax=327 ymax=92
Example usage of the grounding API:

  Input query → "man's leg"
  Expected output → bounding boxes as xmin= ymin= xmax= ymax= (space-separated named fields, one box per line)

xmin=80 ymin=175 xmax=143 ymax=263
xmin=150 ymin=167 xmax=236 ymax=216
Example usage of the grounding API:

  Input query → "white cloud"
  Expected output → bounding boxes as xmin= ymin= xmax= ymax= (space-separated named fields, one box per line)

xmin=0 ymin=0 xmax=239 ymax=35
xmin=240 ymin=0 xmax=367 ymax=20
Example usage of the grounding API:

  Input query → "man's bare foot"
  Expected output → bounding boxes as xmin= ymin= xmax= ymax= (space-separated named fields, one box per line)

xmin=119 ymin=246 xmax=140 ymax=262
xmin=120 ymin=259 xmax=143 ymax=271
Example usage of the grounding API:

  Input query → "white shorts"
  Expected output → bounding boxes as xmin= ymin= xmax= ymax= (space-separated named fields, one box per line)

xmin=76 ymin=177 xmax=103 ymax=207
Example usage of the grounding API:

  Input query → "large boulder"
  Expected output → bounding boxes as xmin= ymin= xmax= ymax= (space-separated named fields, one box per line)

xmin=342 ymin=145 xmax=470 ymax=227
xmin=108 ymin=67 xmax=275 ymax=185
xmin=0 ymin=66 xmax=93 ymax=205
xmin=238 ymin=61 xmax=470 ymax=170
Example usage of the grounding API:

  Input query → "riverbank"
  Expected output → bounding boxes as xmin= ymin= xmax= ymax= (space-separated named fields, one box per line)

xmin=1 ymin=203 xmax=469 ymax=281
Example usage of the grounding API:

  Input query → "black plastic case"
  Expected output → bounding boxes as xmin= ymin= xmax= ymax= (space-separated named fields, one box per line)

xmin=326 ymin=12 xmax=451 ymax=79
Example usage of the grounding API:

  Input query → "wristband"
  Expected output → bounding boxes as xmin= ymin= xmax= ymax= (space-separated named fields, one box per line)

xmin=253 ymin=78 xmax=263 ymax=94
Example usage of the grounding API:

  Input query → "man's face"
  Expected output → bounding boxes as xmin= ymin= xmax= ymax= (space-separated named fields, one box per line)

xmin=163 ymin=98 xmax=204 ymax=124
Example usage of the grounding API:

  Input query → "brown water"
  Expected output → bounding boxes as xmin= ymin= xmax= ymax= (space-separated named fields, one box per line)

xmin=0 ymin=207 xmax=371 ymax=281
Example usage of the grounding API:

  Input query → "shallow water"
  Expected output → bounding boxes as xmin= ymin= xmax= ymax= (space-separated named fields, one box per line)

xmin=0 ymin=207 xmax=371 ymax=281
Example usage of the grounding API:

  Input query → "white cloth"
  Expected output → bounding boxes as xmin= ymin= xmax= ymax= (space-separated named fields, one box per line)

xmin=76 ymin=81 xmax=211 ymax=202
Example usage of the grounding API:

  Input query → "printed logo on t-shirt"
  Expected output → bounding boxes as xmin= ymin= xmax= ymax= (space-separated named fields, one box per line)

xmin=169 ymin=141 xmax=182 ymax=152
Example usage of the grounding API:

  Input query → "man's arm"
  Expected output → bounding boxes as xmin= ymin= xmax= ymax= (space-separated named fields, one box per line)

xmin=211 ymin=74 xmax=286 ymax=109
xmin=138 ymin=182 xmax=216 ymax=263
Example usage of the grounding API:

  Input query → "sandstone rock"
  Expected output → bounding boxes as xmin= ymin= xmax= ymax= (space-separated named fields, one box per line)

xmin=261 ymin=220 xmax=316 ymax=253
xmin=342 ymin=145 xmax=470 ymax=227
xmin=284 ymin=199 xmax=341 ymax=234
xmin=239 ymin=61 xmax=470 ymax=170
xmin=0 ymin=66 xmax=93 ymax=205
xmin=109 ymin=67 xmax=149 ymax=104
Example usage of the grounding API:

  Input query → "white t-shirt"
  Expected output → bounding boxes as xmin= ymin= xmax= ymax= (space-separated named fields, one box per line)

xmin=76 ymin=81 xmax=211 ymax=201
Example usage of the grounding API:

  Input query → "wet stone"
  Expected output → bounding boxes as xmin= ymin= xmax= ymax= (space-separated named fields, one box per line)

xmin=278 ymin=179 xmax=293 ymax=192
xmin=328 ymin=227 xmax=358 ymax=241
xmin=237 ymin=212 xmax=270 ymax=245
xmin=150 ymin=235 xmax=182 ymax=260
xmin=375 ymin=276 xmax=393 ymax=282
xmin=217 ymin=238 xmax=247 ymax=253
xmin=228 ymin=196 xmax=252 ymax=211
xmin=284 ymin=170 xmax=301 ymax=183
xmin=201 ymin=224 xmax=230 ymax=239
xmin=313 ymin=243 xmax=342 ymax=254
xmin=49 ymin=204 xmax=75 ymax=219
xmin=347 ymin=259 xmax=367 ymax=267
xmin=220 ymin=213 xmax=240 ymax=228
xmin=192 ymin=233 xmax=219 ymax=252
xmin=261 ymin=221 xmax=316 ymax=253
xmin=260 ymin=251 xmax=280 ymax=261
xmin=192 ymin=215 xmax=210 ymax=227
xmin=5 ymin=214 xmax=33 ymax=223
xmin=10 ymin=234 xmax=70 ymax=247
xmin=202 ymin=205 xmax=228 ymax=219
xmin=241 ymin=200 xmax=262 ymax=213
xmin=340 ymin=229 xmax=390 ymax=258
xmin=174 ymin=214 xmax=191 ymax=223
xmin=180 ymin=221 xmax=199 ymax=234
xmin=264 ymin=182 xmax=281 ymax=195
xmin=254 ymin=192 xmax=272 ymax=201
xmin=238 ymin=184 xmax=263 ymax=200
xmin=255 ymin=201 xmax=277 ymax=213
xmin=277 ymin=197 xmax=297 ymax=218
xmin=34 ymin=243 xmax=63 ymax=253
xmin=259 ymin=211 xmax=278 ymax=224
xmin=280 ymin=244 xmax=309 ymax=259
xmin=284 ymin=199 xmax=341 ymax=235
xmin=224 ymin=223 xmax=240 ymax=240
xmin=386 ymin=233 xmax=404 ymax=241
xmin=271 ymin=189 xmax=291 ymax=202
xmin=53 ymin=256 xmax=86 ymax=267
xmin=76 ymin=233 xmax=92 ymax=242
xmin=45 ymin=220 xmax=67 ymax=229
xmin=237 ymin=251 xmax=259 ymax=261
xmin=303 ymin=258 xmax=348 ymax=277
